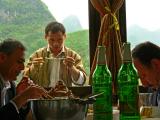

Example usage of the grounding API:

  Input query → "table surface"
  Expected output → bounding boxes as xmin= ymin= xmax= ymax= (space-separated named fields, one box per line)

xmin=86 ymin=110 xmax=119 ymax=120
xmin=86 ymin=113 xmax=160 ymax=120
xmin=141 ymin=118 xmax=160 ymax=120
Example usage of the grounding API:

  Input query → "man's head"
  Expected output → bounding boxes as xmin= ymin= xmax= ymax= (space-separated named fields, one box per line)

xmin=132 ymin=41 xmax=160 ymax=88
xmin=0 ymin=38 xmax=26 ymax=81
xmin=45 ymin=21 xmax=66 ymax=56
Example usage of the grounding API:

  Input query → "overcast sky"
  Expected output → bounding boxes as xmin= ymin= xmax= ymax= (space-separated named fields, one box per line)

xmin=41 ymin=0 xmax=160 ymax=31
xmin=41 ymin=0 xmax=89 ymax=29
xmin=126 ymin=0 xmax=160 ymax=31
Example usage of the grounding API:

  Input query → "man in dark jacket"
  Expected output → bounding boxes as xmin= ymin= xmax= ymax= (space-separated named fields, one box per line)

xmin=0 ymin=38 xmax=50 ymax=120
xmin=132 ymin=41 xmax=160 ymax=106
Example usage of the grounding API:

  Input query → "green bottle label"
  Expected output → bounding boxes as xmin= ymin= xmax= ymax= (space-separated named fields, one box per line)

xmin=93 ymin=85 xmax=112 ymax=120
xmin=119 ymin=85 xmax=139 ymax=114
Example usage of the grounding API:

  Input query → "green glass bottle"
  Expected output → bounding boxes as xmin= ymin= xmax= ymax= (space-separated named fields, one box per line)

xmin=117 ymin=42 xmax=140 ymax=120
xmin=92 ymin=46 xmax=112 ymax=120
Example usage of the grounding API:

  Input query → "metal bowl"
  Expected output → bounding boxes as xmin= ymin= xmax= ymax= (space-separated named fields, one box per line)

xmin=30 ymin=98 xmax=88 ymax=120
xmin=68 ymin=85 xmax=92 ymax=98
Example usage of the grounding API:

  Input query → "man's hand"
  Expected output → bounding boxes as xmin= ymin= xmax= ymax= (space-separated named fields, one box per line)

xmin=29 ymin=57 xmax=44 ymax=64
xmin=13 ymin=85 xmax=53 ymax=109
xmin=63 ymin=56 xmax=80 ymax=81
xmin=63 ymin=56 xmax=75 ymax=68
xmin=16 ymin=76 xmax=34 ymax=95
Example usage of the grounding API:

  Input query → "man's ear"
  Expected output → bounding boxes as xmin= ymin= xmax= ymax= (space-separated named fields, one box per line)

xmin=63 ymin=33 xmax=67 ymax=40
xmin=151 ymin=59 xmax=160 ymax=70
xmin=0 ymin=52 xmax=7 ymax=63
xmin=44 ymin=34 xmax=48 ymax=41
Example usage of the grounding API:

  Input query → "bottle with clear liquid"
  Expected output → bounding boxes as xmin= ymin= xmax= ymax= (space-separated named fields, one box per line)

xmin=92 ymin=46 xmax=112 ymax=120
xmin=117 ymin=42 xmax=140 ymax=120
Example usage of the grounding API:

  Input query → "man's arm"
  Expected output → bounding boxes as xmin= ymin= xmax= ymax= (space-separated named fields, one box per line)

xmin=64 ymin=53 xmax=87 ymax=85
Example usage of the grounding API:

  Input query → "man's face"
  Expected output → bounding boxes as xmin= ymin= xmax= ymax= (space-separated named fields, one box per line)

xmin=45 ymin=31 xmax=66 ymax=55
xmin=133 ymin=58 xmax=159 ymax=88
xmin=2 ymin=48 xmax=25 ymax=81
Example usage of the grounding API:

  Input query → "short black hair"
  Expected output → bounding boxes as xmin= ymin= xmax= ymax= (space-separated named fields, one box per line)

xmin=132 ymin=41 xmax=160 ymax=66
xmin=45 ymin=21 xmax=65 ymax=35
xmin=0 ymin=38 xmax=26 ymax=55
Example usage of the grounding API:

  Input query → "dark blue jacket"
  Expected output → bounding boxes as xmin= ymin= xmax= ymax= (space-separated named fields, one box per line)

xmin=0 ymin=81 xmax=29 ymax=120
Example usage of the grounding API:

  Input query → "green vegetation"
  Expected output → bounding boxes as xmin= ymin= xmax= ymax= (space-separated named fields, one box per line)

xmin=0 ymin=0 xmax=55 ymax=58
xmin=0 ymin=0 xmax=90 ymax=76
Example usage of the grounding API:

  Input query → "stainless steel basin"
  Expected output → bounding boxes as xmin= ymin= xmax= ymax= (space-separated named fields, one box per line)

xmin=30 ymin=98 xmax=88 ymax=120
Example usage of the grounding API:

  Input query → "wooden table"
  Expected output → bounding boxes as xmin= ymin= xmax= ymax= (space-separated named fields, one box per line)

xmin=142 ymin=118 xmax=160 ymax=120
xmin=86 ymin=111 xmax=160 ymax=120
xmin=86 ymin=109 xmax=119 ymax=120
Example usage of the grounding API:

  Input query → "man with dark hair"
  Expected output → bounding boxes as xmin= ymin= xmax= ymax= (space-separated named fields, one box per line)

xmin=17 ymin=21 xmax=87 ymax=90
xmin=0 ymin=38 xmax=51 ymax=120
xmin=132 ymin=41 xmax=160 ymax=106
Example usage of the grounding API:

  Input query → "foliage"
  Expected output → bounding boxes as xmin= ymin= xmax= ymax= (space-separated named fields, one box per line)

xmin=0 ymin=0 xmax=90 ymax=77
xmin=0 ymin=0 xmax=55 ymax=58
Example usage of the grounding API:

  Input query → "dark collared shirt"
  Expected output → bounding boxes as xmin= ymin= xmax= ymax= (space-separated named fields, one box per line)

xmin=148 ymin=87 xmax=160 ymax=107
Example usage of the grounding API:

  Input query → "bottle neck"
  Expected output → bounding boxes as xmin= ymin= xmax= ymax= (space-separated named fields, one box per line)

xmin=123 ymin=59 xmax=132 ymax=64
xmin=122 ymin=61 xmax=133 ymax=69
xmin=97 ymin=46 xmax=106 ymax=65
xmin=122 ymin=42 xmax=132 ymax=63
xmin=97 ymin=53 xmax=106 ymax=65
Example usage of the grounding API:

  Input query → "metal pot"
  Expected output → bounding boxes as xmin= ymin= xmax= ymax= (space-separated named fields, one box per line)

xmin=30 ymin=92 xmax=102 ymax=120
xmin=30 ymin=98 xmax=88 ymax=120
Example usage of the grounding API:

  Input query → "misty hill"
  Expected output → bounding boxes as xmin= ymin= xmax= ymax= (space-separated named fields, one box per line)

xmin=0 ymin=0 xmax=90 ymax=75
xmin=62 ymin=15 xmax=83 ymax=33
xmin=128 ymin=25 xmax=160 ymax=48
xmin=0 ymin=0 xmax=55 ymax=57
